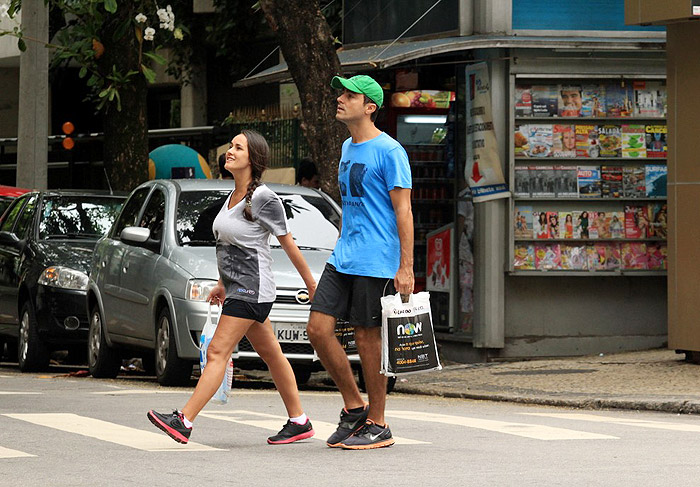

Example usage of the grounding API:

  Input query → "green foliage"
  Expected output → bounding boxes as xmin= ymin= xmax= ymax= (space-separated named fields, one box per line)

xmin=1 ymin=0 xmax=185 ymax=112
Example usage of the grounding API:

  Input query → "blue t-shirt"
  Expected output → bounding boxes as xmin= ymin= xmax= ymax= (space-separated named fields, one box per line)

xmin=328 ymin=132 xmax=412 ymax=278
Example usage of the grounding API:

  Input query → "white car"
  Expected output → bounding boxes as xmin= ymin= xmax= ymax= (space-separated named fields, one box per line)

xmin=86 ymin=179 xmax=351 ymax=386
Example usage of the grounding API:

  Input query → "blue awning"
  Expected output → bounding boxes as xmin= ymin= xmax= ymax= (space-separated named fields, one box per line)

xmin=234 ymin=34 xmax=665 ymax=87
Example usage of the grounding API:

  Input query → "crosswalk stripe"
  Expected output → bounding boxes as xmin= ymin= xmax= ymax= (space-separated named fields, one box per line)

xmin=524 ymin=412 xmax=700 ymax=433
xmin=2 ymin=414 xmax=222 ymax=452
xmin=385 ymin=411 xmax=618 ymax=440
xmin=0 ymin=446 xmax=35 ymax=459
xmin=91 ymin=390 xmax=192 ymax=395
xmin=198 ymin=410 xmax=430 ymax=445
xmin=0 ymin=392 xmax=42 ymax=395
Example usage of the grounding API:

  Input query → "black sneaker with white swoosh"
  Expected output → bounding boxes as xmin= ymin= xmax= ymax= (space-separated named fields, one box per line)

xmin=340 ymin=420 xmax=395 ymax=450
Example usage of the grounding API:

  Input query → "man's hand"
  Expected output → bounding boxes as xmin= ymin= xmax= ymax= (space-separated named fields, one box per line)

xmin=394 ymin=265 xmax=414 ymax=297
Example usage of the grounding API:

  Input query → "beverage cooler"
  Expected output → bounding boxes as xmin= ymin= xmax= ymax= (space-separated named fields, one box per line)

xmin=386 ymin=90 xmax=456 ymax=330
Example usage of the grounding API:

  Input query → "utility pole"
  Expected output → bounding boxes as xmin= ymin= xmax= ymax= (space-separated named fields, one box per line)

xmin=16 ymin=0 xmax=48 ymax=190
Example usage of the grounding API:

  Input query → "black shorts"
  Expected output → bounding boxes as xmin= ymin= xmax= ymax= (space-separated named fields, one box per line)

xmin=310 ymin=263 xmax=395 ymax=328
xmin=222 ymin=298 xmax=273 ymax=323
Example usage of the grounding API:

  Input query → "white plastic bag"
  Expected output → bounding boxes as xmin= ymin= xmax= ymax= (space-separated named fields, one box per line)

xmin=199 ymin=305 xmax=233 ymax=405
xmin=380 ymin=292 xmax=442 ymax=377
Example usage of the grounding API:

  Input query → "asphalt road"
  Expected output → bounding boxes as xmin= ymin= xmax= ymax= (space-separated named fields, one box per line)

xmin=2 ymin=364 xmax=700 ymax=487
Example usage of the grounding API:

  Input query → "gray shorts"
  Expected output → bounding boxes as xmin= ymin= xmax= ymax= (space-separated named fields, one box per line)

xmin=310 ymin=263 xmax=395 ymax=328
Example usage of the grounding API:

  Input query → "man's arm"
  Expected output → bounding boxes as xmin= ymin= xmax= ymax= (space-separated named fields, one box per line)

xmin=389 ymin=187 xmax=414 ymax=296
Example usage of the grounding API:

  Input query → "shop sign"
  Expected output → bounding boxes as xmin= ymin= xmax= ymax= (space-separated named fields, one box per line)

xmin=426 ymin=225 xmax=452 ymax=292
xmin=465 ymin=63 xmax=510 ymax=203
xmin=391 ymin=90 xmax=455 ymax=109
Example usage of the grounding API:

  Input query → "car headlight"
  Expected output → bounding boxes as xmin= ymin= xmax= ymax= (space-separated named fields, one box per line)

xmin=38 ymin=266 xmax=89 ymax=290
xmin=186 ymin=279 xmax=218 ymax=301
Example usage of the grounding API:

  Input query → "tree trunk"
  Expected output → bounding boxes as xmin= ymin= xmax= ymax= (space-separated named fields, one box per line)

xmin=258 ymin=0 xmax=347 ymax=202
xmin=99 ymin=5 xmax=149 ymax=192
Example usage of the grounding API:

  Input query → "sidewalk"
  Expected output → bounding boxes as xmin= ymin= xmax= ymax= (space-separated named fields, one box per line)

xmin=389 ymin=349 xmax=700 ymax=414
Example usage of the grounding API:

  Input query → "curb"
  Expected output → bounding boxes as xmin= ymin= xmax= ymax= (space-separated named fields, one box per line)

xmin=392 ymin=387 xmax=700 ymax=415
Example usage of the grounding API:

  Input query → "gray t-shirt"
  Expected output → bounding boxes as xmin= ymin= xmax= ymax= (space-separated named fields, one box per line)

xmin=212 ymin=184 xmax=289 ymax=303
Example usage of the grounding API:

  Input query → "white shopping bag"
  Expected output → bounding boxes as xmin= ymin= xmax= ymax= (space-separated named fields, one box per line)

xmin=199 ymin=305 xmax=233 ymax=405
xmin=380 ymin=292 xmax=442 ymax=377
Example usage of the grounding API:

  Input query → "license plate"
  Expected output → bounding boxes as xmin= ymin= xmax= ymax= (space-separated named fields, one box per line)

xmin=275 ymin=323 xmax=309 ymax=343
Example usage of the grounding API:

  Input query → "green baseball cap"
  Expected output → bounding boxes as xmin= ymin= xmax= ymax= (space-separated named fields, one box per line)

xmin=331 ymin=75 xmax=384 ymax=108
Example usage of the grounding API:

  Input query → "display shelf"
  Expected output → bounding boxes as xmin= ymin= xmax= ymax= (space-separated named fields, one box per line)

xmin=413 ymin=178 xmax=448 ymax=183
xmin=513 ymin=197 xmax=667 ymax=202
xmin=515 ymin=237 xmax=666 ymax=243
xmin=515 ymin=117 xmax=666 ymax=122
xmin=412 ymin=198 xmax=455 ymax=204
xmin=415 ymin=223 xmax=444 ymax=230
xmin=514 ymin=157 xmax=666 ymax=162
xmin=509 ymin=270 xmax=667 ymax=277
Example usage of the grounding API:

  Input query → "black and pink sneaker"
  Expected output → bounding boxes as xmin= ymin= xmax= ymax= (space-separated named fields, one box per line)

xmin=267 ymin=419 xmax=315 ymax=445
xmin=147 ymin=409 xmax=192 ymax=444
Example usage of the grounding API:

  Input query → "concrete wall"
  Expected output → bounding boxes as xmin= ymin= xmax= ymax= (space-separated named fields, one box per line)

xmin=0 ymin=68 xmax=19 ymax=138
xmin=503 ymin=276 xmax=667 ymax=357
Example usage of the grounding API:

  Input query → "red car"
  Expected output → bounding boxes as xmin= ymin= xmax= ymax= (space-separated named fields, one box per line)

xmin=0 ymin=185 xmax=31 ymax=220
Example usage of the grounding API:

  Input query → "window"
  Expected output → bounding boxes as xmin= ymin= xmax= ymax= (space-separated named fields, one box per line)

xmin=138 ymin=189 xmax=166 ymax=244
xmin=38 ymin=195 xmax=125 ymax=240
xmin=0 ymin=196 xmax=28 ymax=233
xmin=13 ymin=194 xmax=38 ymax=239
xmin=112 ymin=188 xmax=150 ymax=238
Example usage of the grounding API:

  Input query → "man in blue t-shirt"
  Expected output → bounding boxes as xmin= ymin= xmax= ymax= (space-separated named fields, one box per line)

xmin=307 ymin=74 xmax=414 ymax=450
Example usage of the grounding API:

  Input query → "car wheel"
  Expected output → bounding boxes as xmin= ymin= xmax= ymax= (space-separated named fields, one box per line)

xmin=357 ymin=367 xmax=397 ymax=394
xmin=155 ymin=307 xmax=193 ymax=386
xmin=292 ymin=365 xmax=312 ymax=385
xmin=18 ymin=301 xmax=50 ymax=372
xmin=88 ymin=306 xmax=121 ymax=378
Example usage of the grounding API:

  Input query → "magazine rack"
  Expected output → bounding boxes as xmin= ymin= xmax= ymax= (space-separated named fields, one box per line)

xmin=508 ymin=75 xmax=667 ymax=276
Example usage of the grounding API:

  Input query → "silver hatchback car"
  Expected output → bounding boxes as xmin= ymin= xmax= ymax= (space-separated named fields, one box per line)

xmin=86 ymin=179 xmax=344 ymax=386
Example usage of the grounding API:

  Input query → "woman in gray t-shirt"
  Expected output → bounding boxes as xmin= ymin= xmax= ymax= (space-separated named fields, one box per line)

xmin=148 ymin=130 xmax=317 ymax=445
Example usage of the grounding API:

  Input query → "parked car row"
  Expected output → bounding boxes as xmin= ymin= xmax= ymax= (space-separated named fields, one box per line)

xmin=0 ymin=181 xmax=385 ymax=390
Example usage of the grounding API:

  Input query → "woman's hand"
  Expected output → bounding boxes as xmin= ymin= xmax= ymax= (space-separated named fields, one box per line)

xmin=305 ymin=279 xmax=317 ymax=302
xmin=207 ymin=282 xmax=226 ymax=306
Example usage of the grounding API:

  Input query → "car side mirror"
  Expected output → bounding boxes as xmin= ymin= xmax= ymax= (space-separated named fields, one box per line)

xmin=0 ymin=230 xmax=20 ymax=246
xmin=121 ymin=226 xmax=150 ymax=245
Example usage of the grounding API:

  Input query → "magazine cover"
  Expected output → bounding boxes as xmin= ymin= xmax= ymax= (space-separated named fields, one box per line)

xmin=588 ymin=211 xmax=600 ymax=239
xmin=624 ymin=205 xmax=648 ymax=239
xmin=560 ymin=244 xmax=588 ymax=270
xmin=645 ymin=164 xmax=667 ymax=197
xmin=594 ymin=211 xmax=612 ymax=239
xmin=622 ymin=242 xmax=649 ymax=270
xmin=514 ymin=206 xmax=533 ymax=239
xmin=577 ymin=166 xmax=601 ymax=198
xmin=514 ymin=244 xmax=535 ymax=270
xmin=622 ymin=165 xmax=646 ymax=198
xmin=531 ymin=166 xmax=555 ymax=197
xmin=575 ymin=125 xmax=599 ymax=158
xmin=646 ymin=243 xmax=667 ymax=270
xmin=633 ymin=81 xmax=666 ymax=118
xmin=515 ymin=86 xmax=533 ymax=117
xmin=552 ymin=124 xmax=576 ymax=157
xmin=598 ymin=125 xmax=622 ymax=158
xmin=533 ymin=211 xmax=549 ymax=239
xmin=647 ymin=203 xmax=668 ymax=239
xmin=581 ymin=84 xmax=606 ymax=117
xmin=531 ymin=85 xmax=559 ymax=117
xmin=622 ymin=124 xmax=647 ymax=158
xmin=558 ymin=84 xmax=583 ymax=117
xmin=546 ymin=211 xmax=559 ymax=239
xmin=606 ymin=83 xmax=633 ymax=117
xmin=514 ymin=125 xmax=529 ymax=157
xmin=645 ymin=125 xmax=667 ymax=158
xmin=559 ymin=211 xmax=574 ymax=239
xmin=554 ymin=165 xmax=578 ymax=197
xmin=586 ymin=244 xmax=607 ymax=271
xmin=610 ymin=211 xmax=625 ymax=239
xmin=535 ymin=243 xmax=561 ymax=270
xmin=514 ymin=166 xmax=531 ymax=197
xmin=575 ymin=210 xmax=592 ymax=239
xmin=526 ymin=125 xmax=553 ymax=158
xmin=606 ymin=243 xmax=622 ymax=270
xmin=601 ymin=165 xmax=623 ymax=198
